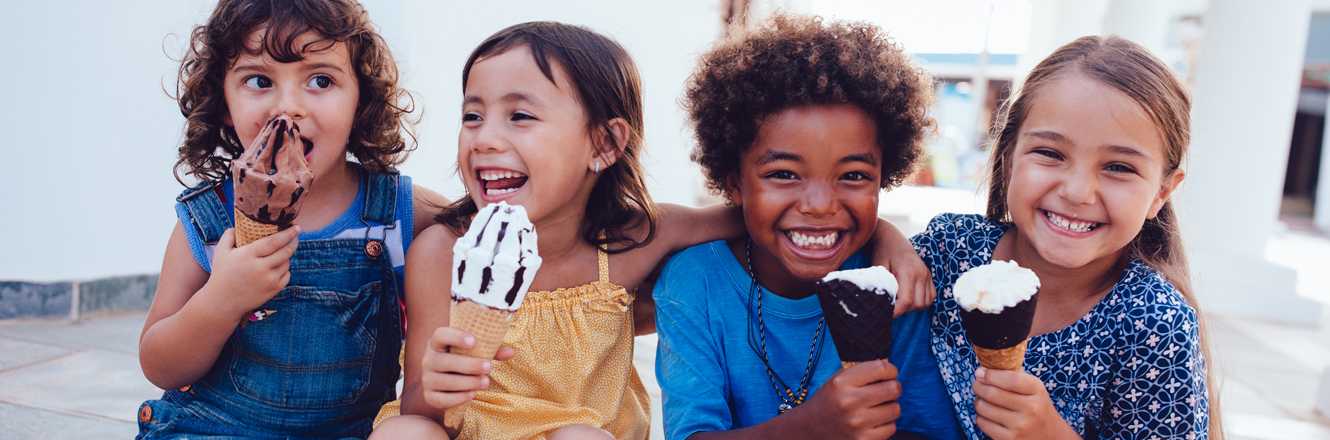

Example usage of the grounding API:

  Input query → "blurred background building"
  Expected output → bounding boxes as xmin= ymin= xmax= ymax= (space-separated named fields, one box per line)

xmin=2 ymin=0 xmax=1330 ymax=437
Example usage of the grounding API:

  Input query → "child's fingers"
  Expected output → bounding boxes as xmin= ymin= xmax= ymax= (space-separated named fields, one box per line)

xmin=975 ymin=367 xmax=1041 ymax=395
xmin=838 ymin=359 xmax=899 ymax=388
xmin=247 ymin=225 xmax=301 ymax=257
xmin=422 ymin=366 xmax=490 ymax=392
xmin=217 ymin=229 xmax=237 ymax=251
xmin=973 ymin=412 xmax=1015 ymax=440
xmin=423 ymin=351 xmax=491 ymax=377
xmin=428 ymin=327 xmax=476 ymax=352
xmin=494 ymin=346 xmax=517 ymax=362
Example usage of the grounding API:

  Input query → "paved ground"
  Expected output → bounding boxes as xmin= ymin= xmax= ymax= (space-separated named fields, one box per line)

xmin=1 ymin=311 xmax=1329 ymax=439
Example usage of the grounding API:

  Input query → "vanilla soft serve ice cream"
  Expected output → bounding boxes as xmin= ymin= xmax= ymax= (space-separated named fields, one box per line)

xmin=451 ymin=201 xmax=542 ymax=310
xmin=954 ymin=260 xmax=1040 ymax=314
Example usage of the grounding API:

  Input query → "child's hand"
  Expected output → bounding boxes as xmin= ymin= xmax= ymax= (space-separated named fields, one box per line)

xmin=972 ymin=367 xmax=1080 ymax=440
xmin=885 ymin=249 xmax=934 ymax=318
xmin=205 ymin=227 xmax=300 ymax=317
xmin=793 ymin=360 xmax=902 ymax=440
xmin=421 ymin=327 xmax=516 ymax=410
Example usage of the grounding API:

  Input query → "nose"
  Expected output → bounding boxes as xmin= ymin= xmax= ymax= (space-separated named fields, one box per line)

xmin=466 ymin=117 xmax=507 ymax=154
xmin=1057 ymin=165 xmax=1098 ymax=205
xmin=798 ymin=181 xmax=838 ymax=218
xmin=271 ymin=85 xmax=307 ymax=120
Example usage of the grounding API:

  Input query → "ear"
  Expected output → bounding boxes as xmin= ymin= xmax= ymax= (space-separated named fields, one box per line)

xmin=1147 ymin=168 xmax=1185 ymax=219
xmin=724 ymin=173 xmax=743 ymax=207
xmin=591 ymin=117 xmax=630 ymax=171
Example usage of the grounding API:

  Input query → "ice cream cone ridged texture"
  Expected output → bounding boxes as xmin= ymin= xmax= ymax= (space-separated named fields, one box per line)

xmin=816 ymin=267 xmax=898 ymax=364
xmin=954 ymin=260 xmax=1039 ymax=314
xmin=231 ymin=114 xmax=314 ymax=240
xmin=450 ymin=201 xmax=542 ymax=310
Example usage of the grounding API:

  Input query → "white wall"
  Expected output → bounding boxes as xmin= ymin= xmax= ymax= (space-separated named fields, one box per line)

xmin=0 ymin=0 xmax=721 ymax=282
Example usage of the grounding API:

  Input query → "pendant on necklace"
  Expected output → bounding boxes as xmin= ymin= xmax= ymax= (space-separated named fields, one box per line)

xmin=778 ymin=403 xmax=792 ymax=414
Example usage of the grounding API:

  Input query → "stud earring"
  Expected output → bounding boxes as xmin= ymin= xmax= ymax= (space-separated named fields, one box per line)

xmin=594 ymin=161 xmax=600 ymax=175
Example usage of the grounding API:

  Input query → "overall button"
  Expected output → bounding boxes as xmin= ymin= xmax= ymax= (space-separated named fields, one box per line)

xmin=139 ymin=405 xmax=153 ymax=423
xmin=366 ymin=241 xmax=384 ymax=258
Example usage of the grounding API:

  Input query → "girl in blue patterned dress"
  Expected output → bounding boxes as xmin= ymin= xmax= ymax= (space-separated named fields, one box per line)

xmin=912 ymin=36 xmax=1219 ymax=440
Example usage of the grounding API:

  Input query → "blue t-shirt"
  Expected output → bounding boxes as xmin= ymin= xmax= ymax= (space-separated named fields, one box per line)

xmin=654 ymin=240 xmax=963 ymax=440
xmin=912 ymin=213 xmax=1209 ymax=440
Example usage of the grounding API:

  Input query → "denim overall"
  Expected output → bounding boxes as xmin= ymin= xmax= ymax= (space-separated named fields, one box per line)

xmin=138 ymin=172 xmax=404 ymax=439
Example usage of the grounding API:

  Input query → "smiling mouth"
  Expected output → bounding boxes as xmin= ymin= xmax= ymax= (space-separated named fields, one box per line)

xmin=784 ymin=230 xmax=841 ymax=250
xmin=479 ymin=169 xmax=529 ymax=196
xmin=1044 ymin=210 xmax=1100 ymax=233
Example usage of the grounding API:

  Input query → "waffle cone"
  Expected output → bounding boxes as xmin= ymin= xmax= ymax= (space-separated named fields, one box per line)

xmin=443 ymin=298 xmax=516 ymax=432
xmin=974 ymin=339 xmax=1028 ymax=371
xmin=234 ymin=208 xmax=281 ymax=247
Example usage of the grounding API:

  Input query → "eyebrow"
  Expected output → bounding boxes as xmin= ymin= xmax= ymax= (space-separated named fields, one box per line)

xmin=462 ymin=92 xmax=544 ymax=107
xmin=1024 ymin=130 xmax=1153 ymax=162
xmin=841 ymin=153 xmax=879 ymax=167
xmin=753 ymin=151 xmax=802 ymax=165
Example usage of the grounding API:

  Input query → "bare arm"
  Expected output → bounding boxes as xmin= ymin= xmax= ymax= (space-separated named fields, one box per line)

xmin=138 ymin=221 xmax=298 ymax=389
xmin=867 ymin=218 xmax=935 ymax=317
xmin=411 ymin=184 xmax=451 ymax=239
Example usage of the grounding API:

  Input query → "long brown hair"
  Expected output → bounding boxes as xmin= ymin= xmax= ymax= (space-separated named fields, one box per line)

xmin=172 ymin=0 xmax=416 ymax=186
xmin=986 ymin=35 xmax=1222 ymax=438
xmin=437 ymin=22 xmax=660 ymax=253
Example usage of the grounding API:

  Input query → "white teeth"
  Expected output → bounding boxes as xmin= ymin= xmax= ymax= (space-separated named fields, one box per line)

xmin=1045 ymin=211 xmax=1098 ymax=233
xmin=485 ymin=187 xmax=519 ymax=196
xmin=787 ymin=231 xmax=839 ymax=249
xmin=479 ymin=170 xmax=527 ymax=181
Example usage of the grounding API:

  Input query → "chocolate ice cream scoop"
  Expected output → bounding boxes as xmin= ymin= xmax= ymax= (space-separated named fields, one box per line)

xmin=232 ymin=114 xmax=314 ymax=227
xmin=816 ymin=266 xmax=898 ymax=365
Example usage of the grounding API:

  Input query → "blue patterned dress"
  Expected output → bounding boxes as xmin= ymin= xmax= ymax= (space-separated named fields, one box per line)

xmin=911 ymin=213 xmax=1209 ymax=440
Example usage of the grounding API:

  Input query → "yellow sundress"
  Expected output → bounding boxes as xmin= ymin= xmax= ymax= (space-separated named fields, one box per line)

xmin=375 ymin=248 xmax=650 ymax=439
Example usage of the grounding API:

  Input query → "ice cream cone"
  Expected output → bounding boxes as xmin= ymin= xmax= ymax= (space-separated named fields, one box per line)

xmin=234 ymin=208 xmax=282 ymax=247
xmin=973 ymin=339 xmax=1027 ymax=371
xmin=442 ymin=298 xmax=517 ymax=432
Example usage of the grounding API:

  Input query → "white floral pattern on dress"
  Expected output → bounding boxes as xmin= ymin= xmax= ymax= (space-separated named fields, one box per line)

xmin=911 ymin=214 xmax=1209 ymax=440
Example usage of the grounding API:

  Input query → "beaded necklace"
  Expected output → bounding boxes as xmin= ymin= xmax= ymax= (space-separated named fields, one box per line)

xmin=744 ymin=240 xmax=827 ymax=415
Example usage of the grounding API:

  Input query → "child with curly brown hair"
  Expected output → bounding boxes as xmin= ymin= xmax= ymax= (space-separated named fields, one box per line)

xmin=135 ymin=0 xmax=447 ymax=437
xmin=655 ymin=12 xmax=963 ymax=440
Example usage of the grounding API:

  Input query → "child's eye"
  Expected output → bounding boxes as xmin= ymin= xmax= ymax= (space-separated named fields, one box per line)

xmin=1032 ymin=148 xmax=1063 ymax=160
xmin=243 ymin=76 xmax=273 ymax=89
xmin=763 ymin=170 xmax=797 ymax=180
xmin=462 ymin=112 xmax=483 ymax=122
xmin=307 ymin=75 xmax=333 ymax=89
xmin=1105 ymin=163 xmax=1138 ymax=174
xmin=841 ymin=171 xmax=872 ymax=181
xmin=511 ymin=112 xmax=536 ymax=121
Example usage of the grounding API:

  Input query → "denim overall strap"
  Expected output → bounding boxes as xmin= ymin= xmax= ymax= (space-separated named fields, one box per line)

xmin=144 ymin=171 xmax=405 ymax=440
xmin=175 ymin=180 xmax=232 ymax=245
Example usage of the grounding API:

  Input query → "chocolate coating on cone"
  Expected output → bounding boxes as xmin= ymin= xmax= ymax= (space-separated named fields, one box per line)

xmin=816 ymin=279 xmax=894 ymax=363
xmin=959 ymin=292 xmax=1037 ymax=350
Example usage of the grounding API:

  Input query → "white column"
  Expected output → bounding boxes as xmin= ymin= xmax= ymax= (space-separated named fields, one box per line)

xmin=1104 ymin=0 xmax=1171 ymax=54
xmin=1317 ymin=97 xmax=1330 ymax=230
xmin=1181 ymin=0 xmax=1320 ymax=324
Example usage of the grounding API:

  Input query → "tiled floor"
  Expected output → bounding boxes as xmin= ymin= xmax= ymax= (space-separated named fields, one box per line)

xmin=0 ymin=312 xmax=1327 ymax=439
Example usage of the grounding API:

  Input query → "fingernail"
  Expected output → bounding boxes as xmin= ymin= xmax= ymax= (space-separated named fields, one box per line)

xmin=464 ymin=336 xmax=475 ymax=347
xmin=482 ymin=361 xmax=491 ymax=372
xmin=975 ymin=367 xmax=987 ymax=380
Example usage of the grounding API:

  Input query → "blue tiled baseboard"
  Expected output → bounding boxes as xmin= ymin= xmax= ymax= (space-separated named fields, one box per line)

xmin=0 ymin=274 xmax=158 ymax=320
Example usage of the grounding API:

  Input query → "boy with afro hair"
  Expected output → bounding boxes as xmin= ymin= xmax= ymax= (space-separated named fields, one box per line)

xmin=653 ymin=12 xmax=962 ymax=440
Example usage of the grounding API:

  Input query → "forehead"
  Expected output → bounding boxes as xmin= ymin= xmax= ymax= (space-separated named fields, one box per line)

xmin=1020 ymin=74 xmax=1165 ymax=160
xmin=231 ymin=27 xmax=351 ymax=67
xmin=747 ymin=104 xmax=880 ymax=162
xmin=465 ymin=45 xmax=579 ymax=103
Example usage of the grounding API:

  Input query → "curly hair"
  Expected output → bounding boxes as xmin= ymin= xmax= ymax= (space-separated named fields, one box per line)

xmin=685 ymin=12 xmax=936 ymax=202
xmin=172 ymin=0 xmax=416 ymax=186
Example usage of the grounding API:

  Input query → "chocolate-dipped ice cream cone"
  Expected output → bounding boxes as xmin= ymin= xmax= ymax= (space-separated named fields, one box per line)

xmin=231 ymin=114 xmax=313 ymax=247
xmin=955 ymin=260 xmax=1040 ymax=371
xmin=815 ymin=266 xmax=898 ymax=368
xmin=443 ymin=201 xmax=541 ymax=432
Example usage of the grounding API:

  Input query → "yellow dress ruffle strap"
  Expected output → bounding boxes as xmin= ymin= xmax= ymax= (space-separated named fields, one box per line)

xmin=373 ymin=248 xmax=650 ymax=439
xmin=459 ymin=247 xmax=650 ymax=439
